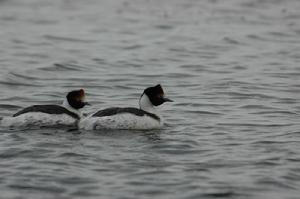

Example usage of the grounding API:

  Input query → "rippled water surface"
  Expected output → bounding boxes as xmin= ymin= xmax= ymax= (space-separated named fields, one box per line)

xmin=1 ymin=0 xmax=300 ymax=198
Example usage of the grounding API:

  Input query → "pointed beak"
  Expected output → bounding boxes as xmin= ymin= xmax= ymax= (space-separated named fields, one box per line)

xmin=84 ymin=102 xmax=92 ymax=106
xmin=163 ymin=97 xmax=173 ymax=102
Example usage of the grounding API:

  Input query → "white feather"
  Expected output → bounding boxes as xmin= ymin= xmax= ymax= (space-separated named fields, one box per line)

xmin=79 ymin=113 xmax=161 ymax=130
xmin=0 ymin=112 xmax=76 ymax=128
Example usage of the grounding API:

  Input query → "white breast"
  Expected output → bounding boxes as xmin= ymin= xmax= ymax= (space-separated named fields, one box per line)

xmin=0 ymin=112 xmax=77 ymax=128
xmin=79 ymin=113 xmax=162 ymax=130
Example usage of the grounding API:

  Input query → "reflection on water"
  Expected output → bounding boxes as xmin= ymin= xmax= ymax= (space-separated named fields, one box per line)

xmin=0 ymin=0 xmax=300 ymax=198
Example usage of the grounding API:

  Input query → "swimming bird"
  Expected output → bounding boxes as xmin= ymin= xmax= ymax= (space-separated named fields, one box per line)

xmin=0 ymin=89 xmax=89 ymax=128
xmin=79 ymin=84 xmax=172 ymax=130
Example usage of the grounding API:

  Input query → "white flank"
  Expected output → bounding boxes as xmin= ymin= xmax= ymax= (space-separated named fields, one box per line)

xmin=0 ymin=112 xmax=76 ymax=128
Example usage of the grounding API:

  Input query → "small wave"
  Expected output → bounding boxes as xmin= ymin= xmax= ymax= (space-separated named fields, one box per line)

xmin=185 ymin=110 xmax=223 ymax=115
xmin=284 ymin=12 xmax=300 ymax=19
xmin=122 ymin=44 xmax=144 ymax=50
xmin=252 ymin=140 xmax=299 ymax=145
xmin=0 ymin=104 xmax=21 ymax=109
xmin=58 ymin=176 xmax=97 ymax=185
xmin=231 ymin=65 xmax=247 ymax=70
xmin=167 ymin=72 xmax=198 ymax=78
xmin=39 ymin=63 xmax=86 ymax=71
xmin=254 ymin=160 xmax=281 ymax=166
xmin=247 ymin=34 xmax=300 ymax=44
xmin=286 ymin=158 xmax=300 ymax=163
xmin=0 ymin=15 xmax=17 ymax=21
xmin=154 ymin=24 xmax=174 ymax=30
xmin=197 ymin=191 xmax=239 ymax=198
xmin=43 ymin=35 xmax=96 ymax=43
xmin=267 ymin=72 xmax=300 ymax=78
xmin=255 ymin=177 xmax=296 ymax=190
xmin=0 ymin=72 xmax=43 ymax=87
xmin=179 ymin=64 xmax=208 ymax=72
xmin=268 ymin=31 xmax=293 ymax=38
xmin=0 ymin=148 xmax=34 ymax=159
xmin=7 ymin=71 xmax=51 ymax=81
xmin=223 ymin=36 xmax=243 ymax=45
xmin=176 ymin=102 xmax=227 ymax=108
xmin=252 ymin=110 xmax=298 ymax=115
xmin=8 ymin=184 xmax=66 ymax=193
xmin=13 ymin=52 xmax=49 ymax=59
xmin=0 ymin=80 xmax=41 ymax=87
xmin=30 ymin=19 xmax=58 ymax=25
xmin=217 ymin=122 xmax=294 ymax=127
xmin=59 ymin=152 xmax=87 ymax=158
xmin=216 ymin=91 xmax=275 ymax=99
xmin=239 ymin=104 xmax=276 ymax=110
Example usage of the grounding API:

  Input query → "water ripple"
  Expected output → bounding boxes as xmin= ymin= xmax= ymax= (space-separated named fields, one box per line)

xmin=0 ymin=0 xmax=300 ymax=198
xmin=39 ymin=63 xmax=87 ymax=71
xmin=43 ymin=35 xmax=96 ymax=43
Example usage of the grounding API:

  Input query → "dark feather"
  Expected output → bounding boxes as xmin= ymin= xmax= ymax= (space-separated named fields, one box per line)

xmin=13 ymin=105 xmax=80 ymax=119
xmin=92 ymin=107 xmax=160 ymax=121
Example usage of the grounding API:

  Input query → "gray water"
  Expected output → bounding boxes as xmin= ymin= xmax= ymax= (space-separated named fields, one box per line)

xmin=0 ymin=0 xmax=300 ymax=198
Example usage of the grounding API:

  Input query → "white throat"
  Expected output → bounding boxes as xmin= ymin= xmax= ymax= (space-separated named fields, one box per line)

xmin=62 ymin=98 xmax=81 ymax=117
xmin=139 ymin=94 xmax=157 ymax=114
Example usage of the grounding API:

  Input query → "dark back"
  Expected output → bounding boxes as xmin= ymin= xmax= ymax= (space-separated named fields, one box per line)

xmin=92 ymin=107 xmax=160 ymax=121
xmin=13 ymin=105 xmax=80 ymax=119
